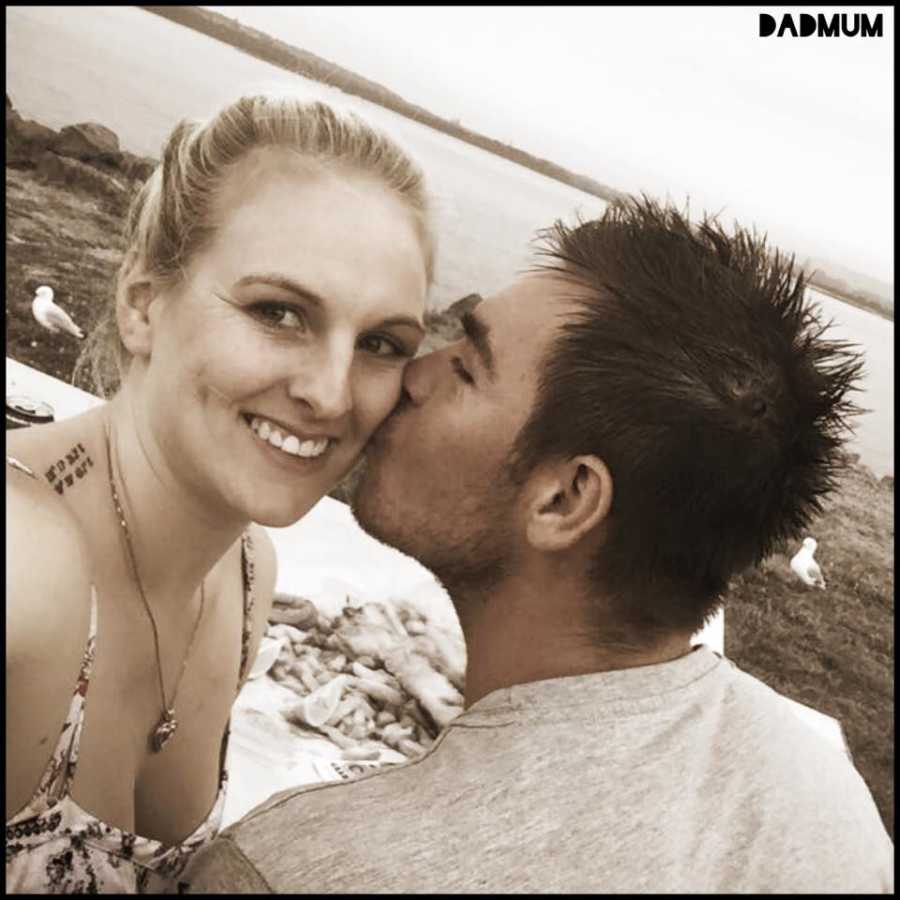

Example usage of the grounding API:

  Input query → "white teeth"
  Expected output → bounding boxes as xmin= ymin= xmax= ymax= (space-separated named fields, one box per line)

xmin=298 ymin=439 xmax=328 ymax=458
xmin=248 ymin=416 xmax=329 ymax=459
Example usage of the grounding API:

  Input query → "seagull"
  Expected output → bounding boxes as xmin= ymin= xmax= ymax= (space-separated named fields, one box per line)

xmin=31 ymin=285 xmax=85 ymax=340
xmin=790 ymin=537 xmax=826 ymax=589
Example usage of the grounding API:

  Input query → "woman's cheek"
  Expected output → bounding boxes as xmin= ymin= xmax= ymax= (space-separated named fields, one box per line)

xmin=203 ymin=354 xmax=284 ymax=403
xmin=357 ymin=367 xmax=405 ymax=436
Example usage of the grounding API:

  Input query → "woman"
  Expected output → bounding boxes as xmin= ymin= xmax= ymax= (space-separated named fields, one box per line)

xmin=6 ymin=93 xmax=434 ymax=892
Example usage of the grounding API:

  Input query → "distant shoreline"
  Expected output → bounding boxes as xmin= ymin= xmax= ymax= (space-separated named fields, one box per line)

xmin=140 ymin=6 xmax=892 ymax=322
xmin=139 ymin=4 xmax=625 ymax=205
xmin=807 ymin=281 xmax=893 ymax=323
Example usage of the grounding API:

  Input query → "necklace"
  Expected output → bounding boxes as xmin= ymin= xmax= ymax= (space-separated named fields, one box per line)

xmin=104 ymin=424 xmax=207 ymax=752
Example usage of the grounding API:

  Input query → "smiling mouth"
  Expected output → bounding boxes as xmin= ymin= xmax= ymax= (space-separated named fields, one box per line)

xmin=244 ymin=414 xmax=332 ymax=459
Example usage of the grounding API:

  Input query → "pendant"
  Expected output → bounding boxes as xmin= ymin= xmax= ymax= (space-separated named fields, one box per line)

xmin=151 ymin=708 xmax=178 ymax=752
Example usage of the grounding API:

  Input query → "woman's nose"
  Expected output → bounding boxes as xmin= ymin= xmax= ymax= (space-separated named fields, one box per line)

xmin=287 ymin=345 xmax=354 ymax=420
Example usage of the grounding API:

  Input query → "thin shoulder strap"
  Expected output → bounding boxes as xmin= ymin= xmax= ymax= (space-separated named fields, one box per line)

xmin=34 ymin=587 xmax=99 ymax=805
xmin=237 ymin=531 xmax=257 ymax=689
xmin=7 ymin=455 xmax=37 ymax=478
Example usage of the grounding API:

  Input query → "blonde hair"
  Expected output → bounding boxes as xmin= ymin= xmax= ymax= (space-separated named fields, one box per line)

xmin=75 ymin=94 xmax=434 ymax=397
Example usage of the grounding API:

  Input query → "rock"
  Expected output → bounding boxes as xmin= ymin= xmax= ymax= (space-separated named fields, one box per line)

xmin=6 ymin=118 xmax=59 ymax=164
xmin=119 ymin=150 xmax=157 ymax=183
xmin=880 ymin=475 xmax=893 ymax=490
xmin=51 ymin=122 xmax=121 ymax=165
xmin=317 ymin=613 xmax=336 ymax=633
xmin=266 ymin=622 xmax=308 ymax=647
xmin=269 ymin=606 xmax=315 ymax=628
xmin=5 ymin=95 xmax=21 ymax=129
xmin=384 ymin=650 xmax=463 ymax=729
xmin=269 ymin=598 xmax=319 ymax=629
xmin=36 ymin=150 xmax=130 ymax=207
xmin=375 ymin=709 xmax=396 ymax=726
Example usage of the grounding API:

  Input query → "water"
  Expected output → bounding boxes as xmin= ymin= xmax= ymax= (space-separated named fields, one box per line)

xmin=806 ymin=290 xmax=893 ymax=480
xmin=6 ymin=6 xmax=893 ymax=478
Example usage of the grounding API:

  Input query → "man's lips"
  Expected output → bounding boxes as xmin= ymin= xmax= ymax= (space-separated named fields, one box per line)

xmin=372 ymin=393 xmax=412 ymax=446
xmin=368 ymin=412 xmax=404 ymax=451
xmin=366 ymin=427 xmax=388 ymax=452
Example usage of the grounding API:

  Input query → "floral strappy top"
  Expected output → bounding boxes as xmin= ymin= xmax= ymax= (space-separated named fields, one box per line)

xmin=5 ymin=456 xmax=257 ymax=893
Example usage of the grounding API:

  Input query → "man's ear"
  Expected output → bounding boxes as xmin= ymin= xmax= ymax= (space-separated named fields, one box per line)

xmin=525 ymin=455 xmax=613 ymax=552
xmin=115 ymin=271 xmax=160 ymax=358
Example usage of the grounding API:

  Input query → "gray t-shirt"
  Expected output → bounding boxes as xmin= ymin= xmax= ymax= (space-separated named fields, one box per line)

xmin=186 ymin=646 xmax=893 ymax=893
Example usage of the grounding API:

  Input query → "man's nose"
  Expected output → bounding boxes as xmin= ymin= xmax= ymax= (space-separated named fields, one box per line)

xmin=287 ymin=344 xmax=354 ymax=420
xmin=401 ymin=352 xmax=438 ymax=405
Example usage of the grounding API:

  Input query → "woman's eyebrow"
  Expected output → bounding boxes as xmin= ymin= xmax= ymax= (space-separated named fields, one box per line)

xmin=233 ymin=273 xmax=425 ymax=335
xmin=233 ymin=273 xmax=325 ymax=306
xmin=378 ymin=316 xmax=426 ymax=336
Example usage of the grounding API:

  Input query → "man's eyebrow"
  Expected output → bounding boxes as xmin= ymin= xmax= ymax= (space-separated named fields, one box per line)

xmin=460 ymin=309 xmax=496 ymax=379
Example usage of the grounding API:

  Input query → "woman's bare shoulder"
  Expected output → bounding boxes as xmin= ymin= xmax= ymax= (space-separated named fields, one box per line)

xmin=6 ymin=460 xmax=93 ymax=553
xmin=6 ymin=467 xmax=94 ymax=666
xmin=6 ymin=463 xmax=96 ymax=820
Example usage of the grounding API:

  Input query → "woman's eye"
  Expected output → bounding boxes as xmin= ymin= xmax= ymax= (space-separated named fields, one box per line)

xmin=251 ymin=302 xmax=306 ymax=331
xmin=360 ymin=335 xmax=408 ymax=358
xmin=451 ymin=356 xmax=475 ymax=385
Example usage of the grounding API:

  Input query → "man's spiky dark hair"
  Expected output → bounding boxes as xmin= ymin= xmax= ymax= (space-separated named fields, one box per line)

xmin=510 ymin=195 xmax=865 ymax=641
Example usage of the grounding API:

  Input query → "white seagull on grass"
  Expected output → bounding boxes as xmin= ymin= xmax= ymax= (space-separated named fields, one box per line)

xmin=790 ymin=537 xmax=826 ymax=590
xmin=31 ymin=285 xmax=85 ymax=340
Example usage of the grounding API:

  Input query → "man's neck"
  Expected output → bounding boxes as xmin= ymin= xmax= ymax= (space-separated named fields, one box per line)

xmin=452 ymin=567 xmax=693 ymax=710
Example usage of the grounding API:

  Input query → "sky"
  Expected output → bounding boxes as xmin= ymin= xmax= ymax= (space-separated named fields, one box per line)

xmin=207 ymin=5 xmax=893 ymax=285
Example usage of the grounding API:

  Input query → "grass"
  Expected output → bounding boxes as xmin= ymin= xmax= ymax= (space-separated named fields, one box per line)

xmin=6 ymin=166 xmax=127 ymax=384
xmin=6 ymin=158 xmax=894 ymax=840
xmin=724 ymin=462 xmax=894 ymax=838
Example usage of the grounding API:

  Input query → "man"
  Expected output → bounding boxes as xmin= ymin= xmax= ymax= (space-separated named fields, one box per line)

xmin=187 ymin=197 xmax=892 ymax=892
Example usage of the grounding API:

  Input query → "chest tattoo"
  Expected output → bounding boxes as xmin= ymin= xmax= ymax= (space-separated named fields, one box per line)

xmin=44 ymin=443 xmax=95 ymax=494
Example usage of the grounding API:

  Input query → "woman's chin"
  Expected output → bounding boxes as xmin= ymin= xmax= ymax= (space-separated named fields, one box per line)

xmin=248 ymin=496 xmax=321 ymax=529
